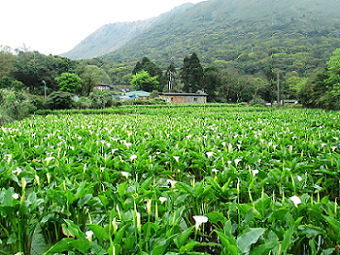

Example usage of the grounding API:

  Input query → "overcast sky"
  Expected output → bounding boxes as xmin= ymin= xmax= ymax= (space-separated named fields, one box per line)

xmin=0 ymin=0 xmax=206 ymax=55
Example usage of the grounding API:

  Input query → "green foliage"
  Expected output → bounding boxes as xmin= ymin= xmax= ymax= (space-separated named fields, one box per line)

xmin=55 ymin=73 xmax=82 ymax=93
xmin=132 ymin=57 xmax=164 ymax=90
xmin=0 ymin=76 xmax=12 ymax=89
xmin=0 ymin=76 xmax=25 ymax=90
xmin=103 ymin=0 xmax=340 ymax=82
xmin=14 ymin=51 xmax=77 ymax=94
xmin=249 ymin=96 xmax=267 ymax=106
xmin=286 ymin=75 xmax=306 ymax=99
xmin=73 ymin=96 xmax=91 ymax=109
xmin=80 ymin=65 xmax=111 ymax=96
xmin=325 ymin=48 xmax=340 ymax=108
xmin=180 ymin=52 xmax=204 ymax=93
xmin=299 ymin=48 xmax=340 ymax=110
xmin=203 ymin=66 xmax=220 ymax=101
xmin=0 ymin=112 xmax=12 ymax=126
xmin=218 ymin=69 xmax=265 ymax=103
xmin=0 ymin=48 xmax=17 ymax=78
xmin=88 ymin=91 xmax=115 ymax=109
xmin=131 ymin=70 xmax=159 ymax=92
xmin=45 ymin=91 xmax=73 ymax=110
xmin=0 ymin=89 xmax=36 ymax=125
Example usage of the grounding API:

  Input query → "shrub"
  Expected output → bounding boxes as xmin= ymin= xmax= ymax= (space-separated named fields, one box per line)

xmin=0 ymin=77 xmax=25 ymax=90
xmin=0 ymin=112 xmax=12 ymax=126
xmin=147 ymin=97 xmax=166 ymax=105
xmin=73 ymin=97 xmax=91 ymax=109
xmin=286 ymin=103 xmax=303 ymax=109
xmin=249 ymin=97 xmax=266 ymax=106
xmin=45 ymin=91 xmax=73 ymax=110
xmin=28 ymin=94 xmax=45 ymax=110
xmin=0 ymin=89 xmax=36 ymax=124
xmin=88 ymin=92 xmax=116 ymax=109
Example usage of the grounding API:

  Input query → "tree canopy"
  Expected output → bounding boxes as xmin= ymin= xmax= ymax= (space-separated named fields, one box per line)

xmin=55 ymin=73 xmax=82 ymax=93
xmin=81 ymin=65 xmax=111 ymax=96
xmin=299 ymin=48 xmax=340 ymax=110
xmin=180 ymin=52 xmax=204 ymax=93
xmin=131 ymin=70 xmax=159 ymax=92
xmin=132 ymin=57 xmax=164 ymax=91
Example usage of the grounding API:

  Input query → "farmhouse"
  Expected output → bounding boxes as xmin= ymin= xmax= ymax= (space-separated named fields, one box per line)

xmin=159 ymin=92 xmax=208 ymax=104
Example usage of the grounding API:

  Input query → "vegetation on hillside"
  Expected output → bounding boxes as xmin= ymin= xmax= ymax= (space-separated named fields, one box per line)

xmin=102 ymin=0 xmax=340 ymax=76
xmin=62 ymin=3 xmax=194 ymax=60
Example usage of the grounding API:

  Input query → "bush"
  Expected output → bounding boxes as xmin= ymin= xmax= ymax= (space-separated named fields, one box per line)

xmin=0 ymin=112 xmax=12 ymax=126
xmin=45 ymin=91 xmax=73 ymax=110
xmin=0 ymin=89 xmax=36 ymax=125
xmin=249 ymin=97 xmax=266 ymax=106
xmin=28 ymin=94 xmax=45 ymax=110
xmin=73 ymin=97 xmax=91 ymax=109
xmin=88 ymin=92 xmax=116 ymax=109
xmin=0 ymin=91 xmax=4 ymax=105
xmin=150 ymin=90 xmax=160 ymax=98
xmin=0 ymin=77 xmax=13 ymax=89
xmin=0 ymin=77 xmax=25 ymax=90
xmin=286 ymin=103 xmax=303 ymax=109
xmin=147 ymin=97 xmax=166 ymax=105
xmin=120 ymin=97 xmax=166 ymax=106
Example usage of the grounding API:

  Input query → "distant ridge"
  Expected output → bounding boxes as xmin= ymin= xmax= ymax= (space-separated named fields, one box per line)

xmin=61 ymin=3 xmax=194 ymax=60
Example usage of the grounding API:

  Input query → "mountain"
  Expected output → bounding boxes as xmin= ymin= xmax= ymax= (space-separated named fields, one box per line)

xmin=62 ymin=3 xmax=194 ymax=60
xmin=100 ymin=0 xmax=340 ymax=78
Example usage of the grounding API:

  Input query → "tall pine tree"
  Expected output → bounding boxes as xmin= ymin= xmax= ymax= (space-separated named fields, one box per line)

xmin=180 ymin=52 xmax=204 ymax=93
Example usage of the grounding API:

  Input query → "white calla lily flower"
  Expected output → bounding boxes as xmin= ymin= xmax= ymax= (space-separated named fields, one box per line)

xmin=290 ymin=195 xmax=302 ymax=207
xmin=193 ymin=215 xmax=208 ymax=230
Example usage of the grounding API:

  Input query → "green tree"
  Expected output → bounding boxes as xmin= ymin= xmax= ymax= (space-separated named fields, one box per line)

xmin=180 ymin=52 xmax=204 ymax=93
xmin=132 ymin=57 xmax=164 ymax=90
xmin=46 ymin=91 xmax=73 ymax=110
xmin=0 ymin=48 xmax=17 ymax=78
xmin=299 ymin=68 xmax=328 ymax=108
xmin=180 ymin=56 xmax=191 ymax=92
xmin=0 ymin=77 xmax=13 ymax=89
xmin=203 ymin=66 xmax=220 ymax=101
xmin=300 ymin=49 xmax=340 ymax=109
xmin=81 ymin=65 xmax=111 ymax=96
xmin=131 ymin=70 xmax=159 ymax=92
xmin=189 ymin=52 xmax=204 ymax=92
xmin=286 ymin=76 xmax=306 ymax=99
xmin=132 ymin=61 xmax=143 ymax=75
xmin=218 ymin=69 xmax=255 ymax=103
xmin=251 ymin=77 xmax=269 ymax=100
xmin=0 ymin=77 xmax=25 ymax=90
xmin=324 ymin=48 xmax=340 ymax=109
xmin=13 ymin=50 xmax=76 ymax=94
xmin=55 ymin=73 xmax=82 ymax=93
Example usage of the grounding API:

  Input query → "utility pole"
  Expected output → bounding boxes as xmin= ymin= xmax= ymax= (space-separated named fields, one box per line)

xmin=168 ymin=71 xmax=172 ymax=92
xmin=42 ymin=80 xmax=46 ymax=101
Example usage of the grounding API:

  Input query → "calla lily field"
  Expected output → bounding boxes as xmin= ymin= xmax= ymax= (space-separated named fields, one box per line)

xmin=0 ymin=104 xmax=340 ymax=254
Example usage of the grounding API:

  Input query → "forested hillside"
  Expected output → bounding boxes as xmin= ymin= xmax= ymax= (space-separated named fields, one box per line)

xmin=102 ymin=0 xmax=340 ymax=77
xmin=62 ymin=3 xmax=194 ymax=60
